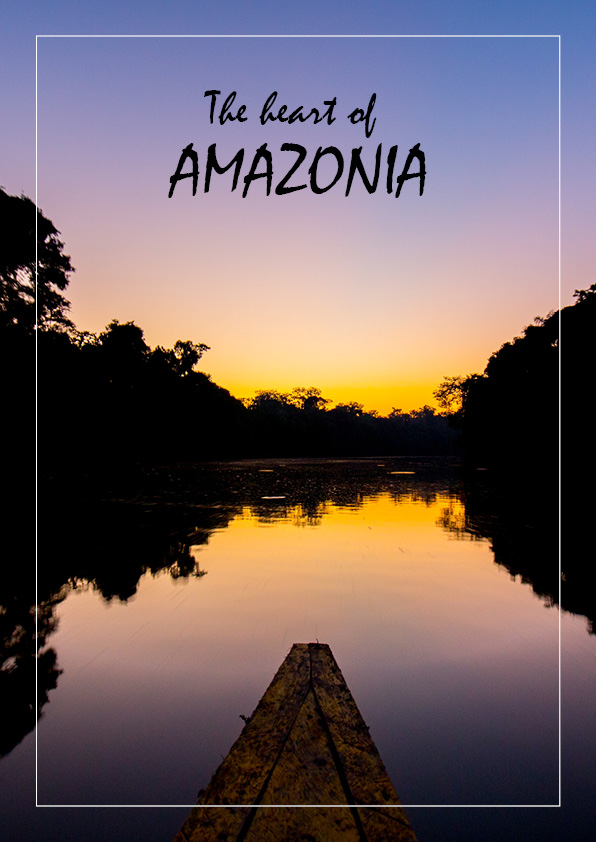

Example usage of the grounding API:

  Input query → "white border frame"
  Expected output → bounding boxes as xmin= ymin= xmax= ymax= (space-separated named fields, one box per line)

xmin=35 ymin=33 xmax=562 ymax=810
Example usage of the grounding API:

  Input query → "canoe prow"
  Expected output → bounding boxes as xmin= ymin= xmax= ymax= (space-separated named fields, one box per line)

xmin=174 ymin=642 xmax=417 ymax=841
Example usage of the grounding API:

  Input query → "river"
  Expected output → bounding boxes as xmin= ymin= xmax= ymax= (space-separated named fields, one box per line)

xmin=2 ymin=459 xmax=594 ymax=840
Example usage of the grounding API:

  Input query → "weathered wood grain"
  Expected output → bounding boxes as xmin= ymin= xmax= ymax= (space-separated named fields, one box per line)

xmin=174 ymin=643 xmax=418 ymax=841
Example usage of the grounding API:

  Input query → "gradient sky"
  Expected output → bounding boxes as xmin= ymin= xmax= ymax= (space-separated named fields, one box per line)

xmin=3 ymin=3 xmax=594 ymax=412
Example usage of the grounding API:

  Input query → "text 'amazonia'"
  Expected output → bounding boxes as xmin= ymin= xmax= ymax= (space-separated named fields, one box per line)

xmin=168 ymin=142 xmax=426 ymax=199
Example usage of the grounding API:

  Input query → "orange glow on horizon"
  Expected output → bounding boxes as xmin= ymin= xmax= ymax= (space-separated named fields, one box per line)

xmin=219 ymin=379 xmax=444 ymax=415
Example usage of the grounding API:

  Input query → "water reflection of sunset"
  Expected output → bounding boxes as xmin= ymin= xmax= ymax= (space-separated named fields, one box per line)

xmin=38 ymin=491 xmax=558 ymax=806
xmin=177 ymin=493 xmax=551 ymax=660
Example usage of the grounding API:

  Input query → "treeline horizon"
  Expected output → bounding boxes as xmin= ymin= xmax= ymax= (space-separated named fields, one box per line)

xmin=2 ymin=186 xmax=591 ymax=471
xmin=35 ymin=320 xmax=459 ymax=464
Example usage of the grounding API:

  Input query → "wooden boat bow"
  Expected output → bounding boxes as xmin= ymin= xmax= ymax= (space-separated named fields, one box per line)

xmin=174 ymin=642 xmax=417 ymax=841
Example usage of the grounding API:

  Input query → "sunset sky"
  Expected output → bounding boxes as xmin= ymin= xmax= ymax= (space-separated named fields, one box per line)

xmin=2 ymin=4 xmax=592 ymax=414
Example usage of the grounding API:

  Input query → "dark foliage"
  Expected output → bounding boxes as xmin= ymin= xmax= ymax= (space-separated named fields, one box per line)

xmin=436 ymin=304 xmax=560 ymax=469
xmin=38 ymin=326 xmax=458 ymax=465
xmin=434 ymin=284 xmax=594 ymax=475
xmin=435 ymin=285 xmax=596 ymax=630
xmin=38 ymin=322 xmax=247 ymax=467
xmin=435 ymin=284 xmax=595 ymax=473
xmin=0 ymin=187 xmax=74 ymax=333
xmin=242 ymin=391 xmax=456 ymax=458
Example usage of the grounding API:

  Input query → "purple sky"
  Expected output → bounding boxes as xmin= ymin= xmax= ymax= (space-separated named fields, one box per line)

xmin=2 ymin=3 xmax=593 ymax=410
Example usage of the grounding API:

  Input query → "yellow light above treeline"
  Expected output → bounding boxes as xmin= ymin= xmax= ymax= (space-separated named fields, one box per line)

xmin=224 ymin=381 xmax=442 ymax=417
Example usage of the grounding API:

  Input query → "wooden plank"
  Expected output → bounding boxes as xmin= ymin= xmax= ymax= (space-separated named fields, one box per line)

xmin=310 ymin=644 xmax=403 ymax=805
xmin=188 ymin=643 xmax=311 ymax=806
xmin=244 ymin=806 xmax=364 ymax=841
xmin=174 ymin=643 xmax=417 ymax=841
xmin=175 ymin=806 xmax=364 ymax=842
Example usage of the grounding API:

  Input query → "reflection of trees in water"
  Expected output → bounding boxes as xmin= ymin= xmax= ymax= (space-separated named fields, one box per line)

xmin=233 ymin=487 xmax=452 ymax=529
xmin=248 ymin=502 xmax=329 ymax=528
xmin=216 ymin=459 xmax=459 ymax=528
xmin=35 ymin=460 xmax=571 ymax=629
xmin=164 ymin=540 xmax=208 ymax=580
xmin=0 ymin=589 xmax=66 ymax=757
xmin=13 ymin=458 xmax=585 ymax=761
xmin=436 ymin=474 xmax=575 ymax=627
xmin=436 ymin=500 xmax=487 ymax=541
xmin=0 ymin=538 xmax=211 ymax=759
xmin=388 ymin=487 xmax=449 ymax=507
xmin=1 ymin=492 xmax=227 ymax=759
xmin=438 ymin=474 xmax=592 ymax=635
xmin=37 ymin=495 xmax=234 ymax=604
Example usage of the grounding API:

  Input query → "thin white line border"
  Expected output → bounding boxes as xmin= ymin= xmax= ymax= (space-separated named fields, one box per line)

xmin=35 ymin=31 xmax=562 ymax=811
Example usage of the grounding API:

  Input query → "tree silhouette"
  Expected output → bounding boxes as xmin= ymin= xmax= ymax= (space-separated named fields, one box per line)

xmin=288 ymin=386 xmax=330 ymax=411
xmin=434 ymin=291 xmax=581 ymax=468
xmin=434 ymin=375 xmax=477 ymax=414
xmin=0 ymin=188 xmax=74 ymax=333
xmin=173 ymin=339 xmax=210 ymax=376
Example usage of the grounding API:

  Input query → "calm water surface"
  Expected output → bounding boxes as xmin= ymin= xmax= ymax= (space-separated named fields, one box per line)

xmin=3 ymin=460 xmax=594 ymax=840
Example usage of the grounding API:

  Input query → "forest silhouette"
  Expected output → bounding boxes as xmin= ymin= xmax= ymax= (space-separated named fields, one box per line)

xmin=1 ymin=187 xmax=589 ymax=761
xmin=2 ymin=186 xmax=581 ymax=469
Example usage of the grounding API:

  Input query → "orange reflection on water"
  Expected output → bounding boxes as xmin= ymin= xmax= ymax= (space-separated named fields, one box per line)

xmin=40 ymin=490 xmax=559 ymax=806
xmin=54 ymin=492 xmax=556 ymax=686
